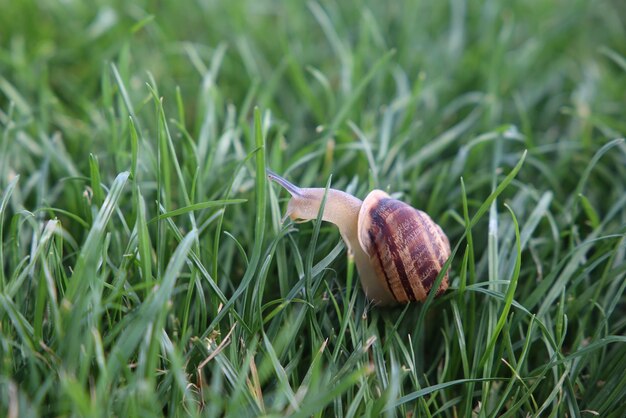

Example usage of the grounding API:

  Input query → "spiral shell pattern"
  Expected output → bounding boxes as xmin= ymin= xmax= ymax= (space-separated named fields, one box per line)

xmin=358 ymin=190 xmax=451 ymax=303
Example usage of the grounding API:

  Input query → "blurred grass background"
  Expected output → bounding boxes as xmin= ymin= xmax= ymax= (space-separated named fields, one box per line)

xmin=1 ymin=0 xmax=625 ymax=416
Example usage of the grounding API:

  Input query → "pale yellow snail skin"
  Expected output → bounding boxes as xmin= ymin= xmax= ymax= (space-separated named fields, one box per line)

xmin=267 ymin=169 xmax=451 ymax=306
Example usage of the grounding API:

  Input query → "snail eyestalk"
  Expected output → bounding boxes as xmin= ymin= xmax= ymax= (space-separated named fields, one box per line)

xmin=267 ymin=169 xmax=302 ymax=197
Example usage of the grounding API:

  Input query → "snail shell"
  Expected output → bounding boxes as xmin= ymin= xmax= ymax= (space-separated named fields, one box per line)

xmin=358 ymin=190 xmax=450 ymax=303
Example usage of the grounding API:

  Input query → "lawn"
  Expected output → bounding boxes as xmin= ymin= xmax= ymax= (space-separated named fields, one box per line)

xmin=1 ymin=0 xmax=625 ymax=416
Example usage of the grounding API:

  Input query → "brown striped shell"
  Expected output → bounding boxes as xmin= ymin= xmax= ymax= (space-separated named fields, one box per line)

xmin=357 ymin=190 xmax=451 ymax=303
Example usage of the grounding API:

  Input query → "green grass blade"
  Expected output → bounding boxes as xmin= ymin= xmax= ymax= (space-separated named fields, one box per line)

xmin=65 ymin=171 xmax=130 ymax=301
xmin=150 ymin=199 xmax=247 ymax=223
xmin=0 ymin=175 xmax=19 ymax=288
xmin=103 ymin=228 xmax=197 ymax=380
xmin=206 ymin=107 xmax=266 ymax=332
xmin=479 ymin=203 xmax=522 ymax=368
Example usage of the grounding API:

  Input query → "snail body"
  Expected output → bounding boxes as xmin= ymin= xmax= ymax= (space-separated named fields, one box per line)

xmin=267 ymin=170 xmax=451 ymax=306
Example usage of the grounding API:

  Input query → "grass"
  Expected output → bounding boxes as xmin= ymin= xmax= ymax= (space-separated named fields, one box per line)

xmin=1 ymin=0 xmax=626 ymax=416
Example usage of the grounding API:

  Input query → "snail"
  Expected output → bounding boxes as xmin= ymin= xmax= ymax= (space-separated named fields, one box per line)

xmin=267 ymin=169 xmax=451 ymax=306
